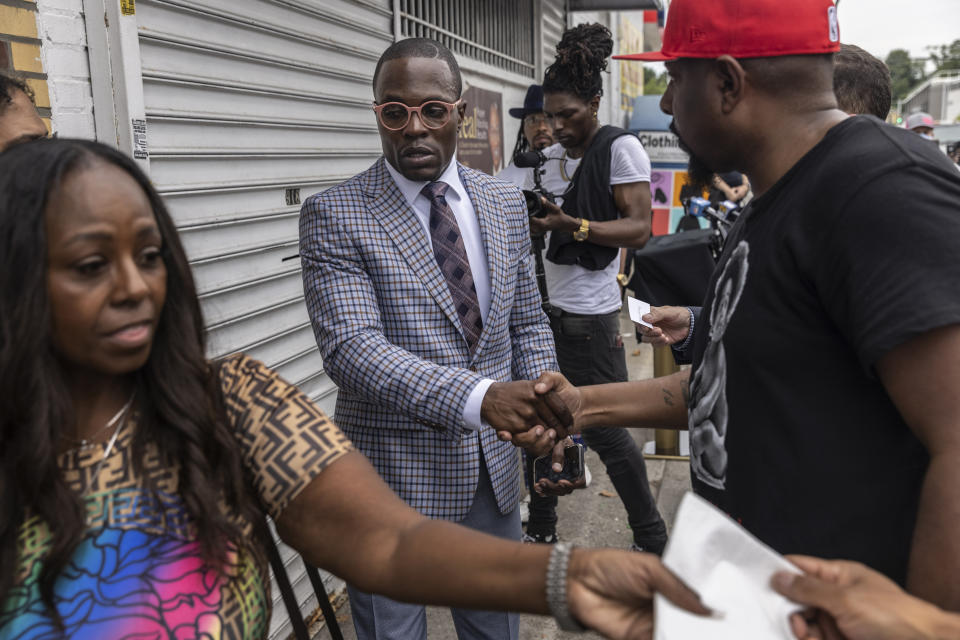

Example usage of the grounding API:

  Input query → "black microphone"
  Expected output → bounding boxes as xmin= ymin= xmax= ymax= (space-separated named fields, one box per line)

xmin=514 ymin=150 xmax=545 ymax=168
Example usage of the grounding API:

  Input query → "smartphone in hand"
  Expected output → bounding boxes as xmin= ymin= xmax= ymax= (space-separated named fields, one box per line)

xmin=532 ymin=443 xmax=585 ymax=486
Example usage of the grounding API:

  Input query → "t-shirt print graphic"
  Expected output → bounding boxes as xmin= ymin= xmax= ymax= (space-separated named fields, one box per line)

xmin=688 ymin=241 xmax=749 ymax=490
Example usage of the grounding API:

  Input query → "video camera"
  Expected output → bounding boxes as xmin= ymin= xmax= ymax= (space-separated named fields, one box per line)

xmin=513 ymin=150 xmax=558 ymax=219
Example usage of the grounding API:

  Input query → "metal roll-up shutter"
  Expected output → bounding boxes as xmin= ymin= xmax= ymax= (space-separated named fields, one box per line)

xmin=541 ymin=0 xmax=566 ymax=67
xmin=134 ymin=1 xmax=392 ymax=637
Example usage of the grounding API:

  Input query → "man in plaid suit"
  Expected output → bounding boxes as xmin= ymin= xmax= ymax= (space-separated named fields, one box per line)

xmin=299 ymin=38 xmax=561 ymax=640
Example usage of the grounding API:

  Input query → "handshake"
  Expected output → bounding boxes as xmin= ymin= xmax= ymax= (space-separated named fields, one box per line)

xmin=480 ymin=372 xmax=585 ymax=496
xmin=479 ymin=372 xmax=581 ymax=455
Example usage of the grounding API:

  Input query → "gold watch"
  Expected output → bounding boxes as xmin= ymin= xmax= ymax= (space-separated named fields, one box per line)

xmin=572 ymin=218 xmax=590 ymax=241
xmin=617 ymin=273 xmax=629 ymax=286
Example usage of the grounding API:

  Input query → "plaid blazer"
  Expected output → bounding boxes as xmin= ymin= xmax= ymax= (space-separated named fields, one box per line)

xmin=299 ymin=158 xmax=557 ymax=520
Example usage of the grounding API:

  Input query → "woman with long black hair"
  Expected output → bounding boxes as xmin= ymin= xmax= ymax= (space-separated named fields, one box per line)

xmin=0 ymin=138 xmax=707 ymax=639
xmin=526 ymin=23 xmax=668 ymax=554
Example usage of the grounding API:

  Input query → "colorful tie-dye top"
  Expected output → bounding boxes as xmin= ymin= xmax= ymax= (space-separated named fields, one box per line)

xmin=0 ymin=355 xmax=353 ymax=640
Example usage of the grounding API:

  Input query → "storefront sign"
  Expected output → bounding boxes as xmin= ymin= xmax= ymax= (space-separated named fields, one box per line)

xmin=457 ymin=86 xmax=504 ymax=175
xmin=636 ymin=130 xmax=688 ymax=164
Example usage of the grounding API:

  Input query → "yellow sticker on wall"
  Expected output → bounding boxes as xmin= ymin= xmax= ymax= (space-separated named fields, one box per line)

xmin=121 ymin=0 xmax=135 ymax=16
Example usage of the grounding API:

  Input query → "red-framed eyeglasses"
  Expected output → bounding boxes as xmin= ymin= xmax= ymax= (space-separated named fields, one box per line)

xmin=372 ymin=99 xmax=463 ymax=131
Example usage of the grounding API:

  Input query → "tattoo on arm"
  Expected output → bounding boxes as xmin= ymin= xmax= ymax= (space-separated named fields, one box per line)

xmin=662 ymin=388 xmax=674 ymax=407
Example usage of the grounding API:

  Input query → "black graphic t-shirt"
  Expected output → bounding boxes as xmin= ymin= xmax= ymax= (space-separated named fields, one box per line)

xmin=689 ymin=116 xmax=960 ymax=583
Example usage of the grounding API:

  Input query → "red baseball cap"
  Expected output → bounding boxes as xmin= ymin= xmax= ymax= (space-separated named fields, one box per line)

xmin=613 ymin=0 xmax=841 ymax=62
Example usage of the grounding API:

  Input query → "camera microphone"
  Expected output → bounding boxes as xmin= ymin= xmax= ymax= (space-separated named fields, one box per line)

xmin=514 ymin=150 xmax=545 ymax=168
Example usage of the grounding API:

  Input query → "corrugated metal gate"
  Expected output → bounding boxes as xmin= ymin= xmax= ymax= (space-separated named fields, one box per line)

xmin=541 ymin=0 xmax=567 ymax=70
xmin=133 ymin=1 xmax=392 ymax=637
xmin=96 ymin=1 xmax=570 ymax=637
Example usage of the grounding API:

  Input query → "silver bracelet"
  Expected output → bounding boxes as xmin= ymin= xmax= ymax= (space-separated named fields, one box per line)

xmin=546 ymin=542 xmax=587 ymax=633
xmin=672 ymin=306 xmax=696 ymax=352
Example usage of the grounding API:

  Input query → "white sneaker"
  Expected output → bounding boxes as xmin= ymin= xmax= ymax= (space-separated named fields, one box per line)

xmin=584 ymin=464 xmax=592 ymax=487
xmin=519 ymin=495 xmax=530 ymax=524
xmin=522 ymin=531 xmax=559 ymax=544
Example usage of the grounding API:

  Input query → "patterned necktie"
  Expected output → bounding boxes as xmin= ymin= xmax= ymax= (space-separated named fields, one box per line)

xmin=421 ymin=181 xmax=483 ymax=353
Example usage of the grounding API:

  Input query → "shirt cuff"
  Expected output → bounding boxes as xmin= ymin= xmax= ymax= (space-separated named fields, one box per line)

xmin=672 ymin=307 xmax=696 ymax=352
xmin=463 ymin=378 xmax=496 ymax=431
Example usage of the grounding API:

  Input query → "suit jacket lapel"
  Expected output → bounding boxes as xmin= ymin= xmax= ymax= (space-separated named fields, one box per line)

xmin=459 ymin=165 xmax=508 ymax=364
xmin=365 ymin=158 xmax=467 ymax=344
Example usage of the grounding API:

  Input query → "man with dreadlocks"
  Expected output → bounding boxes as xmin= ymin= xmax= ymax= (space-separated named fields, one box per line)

xmin=526 ymin=23 xmax=668 ymax=554
xmin=497 ymin=84 xmax=555 ymax=187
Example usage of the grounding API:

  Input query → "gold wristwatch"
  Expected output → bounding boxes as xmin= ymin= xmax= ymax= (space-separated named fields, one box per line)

xmin=572 ymin=218 xmax=590 ymax=241
xmin=617 ymin=273 xmax=629 ymax=286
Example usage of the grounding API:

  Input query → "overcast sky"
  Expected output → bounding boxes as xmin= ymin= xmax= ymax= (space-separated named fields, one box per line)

xmin=837 ymin=0 xmax=959 ymax=63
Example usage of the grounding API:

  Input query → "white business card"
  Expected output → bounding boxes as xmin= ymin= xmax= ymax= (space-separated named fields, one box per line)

xmin=628 ymin=296 xmax=653 ymax=328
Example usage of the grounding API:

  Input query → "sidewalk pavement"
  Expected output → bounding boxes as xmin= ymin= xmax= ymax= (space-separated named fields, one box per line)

xmin=323 ymin=308 xmax=693 ymax=640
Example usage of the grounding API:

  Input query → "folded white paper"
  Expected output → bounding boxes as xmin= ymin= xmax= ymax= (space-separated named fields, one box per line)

xmin=654 ymin=492 xmax=803 ymax=640
xmin=627 ymin=296 xmax=653 ymax=328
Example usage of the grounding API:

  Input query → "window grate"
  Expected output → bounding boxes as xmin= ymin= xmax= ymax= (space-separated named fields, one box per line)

xmin=399 ymin=0 xmax=537 ymax=78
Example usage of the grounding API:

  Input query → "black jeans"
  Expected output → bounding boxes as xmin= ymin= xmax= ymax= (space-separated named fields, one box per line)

xmin=527 ymin=309 xmax=666 ymax=542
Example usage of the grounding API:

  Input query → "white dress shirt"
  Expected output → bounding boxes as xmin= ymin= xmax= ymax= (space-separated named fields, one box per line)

xmin=384 ymin=159 xmax=494 ymax=431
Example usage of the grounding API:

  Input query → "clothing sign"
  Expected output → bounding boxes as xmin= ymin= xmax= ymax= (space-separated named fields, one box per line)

xmin=457 ymin=87 xmax=505 ymax=175
xmin=636 ymin=130 xmax=688 ymax=164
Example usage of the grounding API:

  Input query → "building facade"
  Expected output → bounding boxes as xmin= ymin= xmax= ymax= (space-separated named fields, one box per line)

xmin=902 ymin=70 xmax=960 ymax=125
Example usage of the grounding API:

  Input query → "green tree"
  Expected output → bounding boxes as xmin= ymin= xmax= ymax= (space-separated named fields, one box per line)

xmin=643 ymin=67 xmax=668 ymax=95
xmin=928 ymin=39 xmax=960 ymax=73
xmin=885 ymin=48 xmax=924 ymax=101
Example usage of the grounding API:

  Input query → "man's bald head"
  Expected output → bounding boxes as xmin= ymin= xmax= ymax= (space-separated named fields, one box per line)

xmin=740 ymin=53 xmax=837 ymax=107
xmin=661 ymin=52 xmax=844 ymax=195
xmin=372 ymin=38 xmax=462 ymax=99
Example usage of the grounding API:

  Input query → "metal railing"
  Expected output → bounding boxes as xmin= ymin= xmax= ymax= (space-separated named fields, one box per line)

xmin=398 ymin=0 xmax=537 ymax=77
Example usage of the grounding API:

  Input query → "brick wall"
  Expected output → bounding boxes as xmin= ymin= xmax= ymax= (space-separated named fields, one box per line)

xmin=35 ymin=0 xmax=94 ymax=138
xmin=0 ymin=0 xmax=52 ymax=131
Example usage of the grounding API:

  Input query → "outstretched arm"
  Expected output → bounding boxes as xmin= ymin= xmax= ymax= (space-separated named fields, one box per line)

xmin=772 ymin=555 xmax=960 ymax=640
xmin=277 ymin=450 xmax=710 ymax=639
xmin=496 ymin=370 xmax=691 ymax=445
xmin=574 ymin=369 xmax=691 ymax=431
xmin=230 ymin=355 xmax=706 ymax=638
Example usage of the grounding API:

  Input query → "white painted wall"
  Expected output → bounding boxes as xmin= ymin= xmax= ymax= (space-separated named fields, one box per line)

xmin=35 ymin=0 xmax=95 ymax=138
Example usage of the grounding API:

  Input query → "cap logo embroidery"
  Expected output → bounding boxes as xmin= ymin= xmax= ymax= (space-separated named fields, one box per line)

xmin=689 ymin=27 xmax=705 ymax=43
xmin=827 ymin=6 xmax=839 ymax=42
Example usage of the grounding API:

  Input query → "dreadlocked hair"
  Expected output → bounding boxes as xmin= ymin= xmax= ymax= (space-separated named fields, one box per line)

xmin=0 ymin=138 xmax=264 ymax=626
xmin=510 ymin=126 xmax=529 ymax=163
xmin=543 ymin=23 xmax=613 ymax=101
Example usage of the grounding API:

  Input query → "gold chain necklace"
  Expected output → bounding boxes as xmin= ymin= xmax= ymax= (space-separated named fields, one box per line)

xmin=560 ymin=149 xmax=573 ymax=183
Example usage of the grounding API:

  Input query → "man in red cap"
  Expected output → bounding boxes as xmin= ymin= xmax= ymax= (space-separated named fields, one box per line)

xmin=503 ymin=0 xmax=960 ymax=611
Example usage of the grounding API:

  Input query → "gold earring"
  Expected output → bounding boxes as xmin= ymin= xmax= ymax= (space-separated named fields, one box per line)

xmin=592 ymin=111 xmax=598 ymax=120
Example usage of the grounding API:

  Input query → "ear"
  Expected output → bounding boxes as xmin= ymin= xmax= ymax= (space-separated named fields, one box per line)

xmin=713 ymin=55 xmax=747 ymax=115
xmin=589 ymin=95 xmax=601 ymax=113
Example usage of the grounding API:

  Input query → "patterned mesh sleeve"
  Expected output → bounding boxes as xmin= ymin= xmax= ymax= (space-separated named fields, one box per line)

xmin=218 ymin=354 xmax=354 ymax=519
